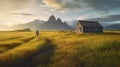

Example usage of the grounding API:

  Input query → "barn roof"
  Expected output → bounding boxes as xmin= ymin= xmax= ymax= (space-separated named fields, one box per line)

xmin=78 ymin=20 xmax=103 ymax=27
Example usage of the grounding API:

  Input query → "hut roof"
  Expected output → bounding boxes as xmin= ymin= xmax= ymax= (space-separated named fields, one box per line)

xmin=78 ymin=20 xmax=103 ymax=27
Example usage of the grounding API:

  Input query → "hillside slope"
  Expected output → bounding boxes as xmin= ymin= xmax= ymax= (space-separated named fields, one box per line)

xmin=11 ymin=15 xmax=70 ymax=31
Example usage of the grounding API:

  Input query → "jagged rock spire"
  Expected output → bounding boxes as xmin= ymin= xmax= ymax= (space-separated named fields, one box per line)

xmin=48 ymin=15 xmax=56 ymax=22
xmin=64 ymin=21 xmax=67 ymax=24
xmin=57 ymin=18 xmax=62 ymax=23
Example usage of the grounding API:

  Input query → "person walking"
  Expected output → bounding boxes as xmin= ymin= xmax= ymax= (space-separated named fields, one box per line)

xmin=36 ymin=30 xmax=39 ymax=37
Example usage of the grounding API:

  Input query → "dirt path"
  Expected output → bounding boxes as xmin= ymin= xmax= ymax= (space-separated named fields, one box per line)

xmin=15 ymin=37 xmax=56 ymax=67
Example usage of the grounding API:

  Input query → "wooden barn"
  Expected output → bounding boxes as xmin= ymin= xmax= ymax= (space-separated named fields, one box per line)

xmin=76 ymin=20 xmax=103 ymax=33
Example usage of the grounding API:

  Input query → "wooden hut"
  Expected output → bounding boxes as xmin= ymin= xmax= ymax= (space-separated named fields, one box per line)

xmin=76 ymin=20 xmax=103 ymax=33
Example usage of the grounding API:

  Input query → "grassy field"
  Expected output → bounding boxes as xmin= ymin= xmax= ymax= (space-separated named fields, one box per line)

xmin=0 ymin=31 xmax=120 ymax=67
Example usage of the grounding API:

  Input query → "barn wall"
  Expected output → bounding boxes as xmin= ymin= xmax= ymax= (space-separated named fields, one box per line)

xmin=83 ymin=27 xmax=103 ymax=33
xmin=75 ymin=24 xmax=79 ymax=33
xmin=75 ymin=23 xmax=83 ymax=33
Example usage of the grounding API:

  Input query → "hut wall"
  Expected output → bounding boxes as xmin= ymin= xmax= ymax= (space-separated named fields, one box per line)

xmin=83 ymin=27 xmax=103 ymax=33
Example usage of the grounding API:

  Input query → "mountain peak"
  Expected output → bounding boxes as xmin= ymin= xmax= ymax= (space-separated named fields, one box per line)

xmin=50 ymin=15 xmax=55 ymax=17
xmin=64 ymin=22 xmax=67 ymax=24
xmin=48 ymin=15 xmax=56 ymax=22
xmin=57 ymin=18 xmax=62 ymax=23
xmin=57 ymin=18 xmax=61 ymax=21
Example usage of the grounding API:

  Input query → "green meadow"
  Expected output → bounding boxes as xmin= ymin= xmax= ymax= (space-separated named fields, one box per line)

xmin=0 ymin=31 xmax=120 ymax=67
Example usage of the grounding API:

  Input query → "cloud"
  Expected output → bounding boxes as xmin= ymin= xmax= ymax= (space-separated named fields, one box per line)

xmin=77 ymin=14 xmax=92 ymax=20
xmin=42 ymin=0 xmax=62 ymax=9
xmin=87 ymin=14 xmax=120 ymax=23
xmin=9 ymin=13 xmax=36 ymax=16
xmin=0 ymin=0 xmax=34 ymax=12
xmin=42 ymin=0 xmax=120 ymax=12
xmin=0 ymin=12 xmax=38 ymax=27
xmin=42 ymin=0 xmax=82 ymax=10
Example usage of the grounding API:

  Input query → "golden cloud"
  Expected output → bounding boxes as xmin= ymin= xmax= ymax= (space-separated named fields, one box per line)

xmin=0 ymin=0 xmax=34 ymax=12
xmin=42 ymin=0 xmax=62 ymax=9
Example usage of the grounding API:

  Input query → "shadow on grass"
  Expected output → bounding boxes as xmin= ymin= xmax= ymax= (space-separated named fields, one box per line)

xmin=103 ymin=32 xmax=120 ymax=35
xmin=30 ymin=38 xmax=56 ymax=67
xmin=0 ymin=43 xmax=20 ymax=53
xmin=0 ymin=37 xmax=34 ymax=53
xmin=12 ymin=38 xmax=56 ymax=67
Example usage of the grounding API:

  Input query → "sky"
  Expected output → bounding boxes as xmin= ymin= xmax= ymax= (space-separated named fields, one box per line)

xmin=0 ymin=0 xmax=120 ymax=28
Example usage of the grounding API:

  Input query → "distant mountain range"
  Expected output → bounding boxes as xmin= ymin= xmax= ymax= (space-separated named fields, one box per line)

xmin=10 ymin=15 xmax=120 ymax=31
xmin=38 ymin=15 xmax=70 ymax=31
xmin=10 ymin=19 xmax=44 ymax=30
xmin=11 ymin=15 xmax=70 ymax=31
xmin=104 ymin=24 xmax=120 ymax=30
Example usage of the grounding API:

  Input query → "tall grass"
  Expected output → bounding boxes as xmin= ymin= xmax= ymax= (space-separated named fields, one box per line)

xmin=0 ymin=37 xmax=46 ymax=67
xmin=38 ymin=31 xmax=120 ymax=67
xmin=0 ymin=32 xmax=35 ymax=53
xmin=0 ymin=31 xmax=120 ymax=67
